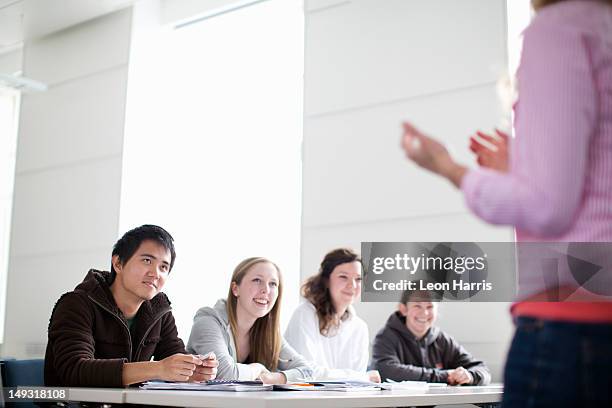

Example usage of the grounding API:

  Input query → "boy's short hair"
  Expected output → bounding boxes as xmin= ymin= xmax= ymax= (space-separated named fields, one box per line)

xmin=400 ymin=286 xmax=442 ymax=304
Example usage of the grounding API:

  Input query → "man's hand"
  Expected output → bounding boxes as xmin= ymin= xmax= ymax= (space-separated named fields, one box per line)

xmin=156 ymin=353 xmax=203 ymax=382
xmin=190 ymin=352 xmax=219 ymax=382
xmin=447 ymin=367 xmax=474 ymax=385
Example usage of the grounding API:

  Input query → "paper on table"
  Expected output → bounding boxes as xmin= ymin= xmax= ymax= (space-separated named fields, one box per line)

xmin=274 ymin=381 xmax=382 ymax=392
xmin=379 ymin=381 xmax=447 ymax=390
xmin=140 ymin=381 xmax=272 ymax=392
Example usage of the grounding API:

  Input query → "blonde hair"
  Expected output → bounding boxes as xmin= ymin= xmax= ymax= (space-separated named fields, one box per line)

xmin=226 ymin=257 xmax=283 ymax=371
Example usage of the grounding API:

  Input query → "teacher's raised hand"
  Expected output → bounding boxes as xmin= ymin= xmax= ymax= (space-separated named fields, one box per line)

xmin=401 ymin=121 xmax=466 ymax=188
xmin=469 ymin=129 xmax=509 ymax=172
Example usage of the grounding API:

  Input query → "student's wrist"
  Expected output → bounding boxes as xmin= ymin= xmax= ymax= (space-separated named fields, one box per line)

xmin=151 ymin=360 xmax=162 ymax=380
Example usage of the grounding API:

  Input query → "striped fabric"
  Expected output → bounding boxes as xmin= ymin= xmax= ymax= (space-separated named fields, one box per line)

xmin=461 ymin=1 xmax=612 ymax=321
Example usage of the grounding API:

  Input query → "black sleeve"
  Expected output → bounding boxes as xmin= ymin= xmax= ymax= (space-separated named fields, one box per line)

xmin=445 ymin=334 xmax=491 ymax=385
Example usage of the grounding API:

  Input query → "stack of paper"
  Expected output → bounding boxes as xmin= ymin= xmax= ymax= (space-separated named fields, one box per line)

xmin=140 ymin=380 xmax=272 ymax=392
xmin=379 ymin=381 xmax=448 ymax=390
xmin=275 ymin=381 xmax=381 ymax=392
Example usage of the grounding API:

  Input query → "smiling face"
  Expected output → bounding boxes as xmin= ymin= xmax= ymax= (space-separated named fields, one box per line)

xmin=231 ymin=261 xmax=280 ymax=322
xmin=111 ymin=239 xmax=171 ymax=303
xmin=399 ymin=301 xmax=437 ymax=339
xmin=328 ymin=261 xmax=362 ymax=311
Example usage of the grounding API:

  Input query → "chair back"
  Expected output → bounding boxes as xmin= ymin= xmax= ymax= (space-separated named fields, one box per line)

xmin=0 ymin=359 xmax=45 ymax=408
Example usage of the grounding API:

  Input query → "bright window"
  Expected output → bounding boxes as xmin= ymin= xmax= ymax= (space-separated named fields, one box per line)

xmin=120 ymin=0 xmax=304 ymax=339
xmin=0 ymin=88 xmax=20 ymax=343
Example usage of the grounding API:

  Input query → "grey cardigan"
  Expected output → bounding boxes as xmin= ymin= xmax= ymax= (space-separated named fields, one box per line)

xmin=187 ymin=299 xmax=314 ymax=381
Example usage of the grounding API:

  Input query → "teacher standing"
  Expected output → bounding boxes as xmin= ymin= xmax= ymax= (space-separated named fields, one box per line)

xmin=401 ymin=0 xmax=612 ymax=407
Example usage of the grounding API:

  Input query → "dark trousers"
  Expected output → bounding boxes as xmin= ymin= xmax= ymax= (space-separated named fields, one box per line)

xmin=502 ymin=316 xmax=612 ymax=408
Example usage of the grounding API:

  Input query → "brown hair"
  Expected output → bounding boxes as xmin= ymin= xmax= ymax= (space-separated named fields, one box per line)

xmin=302 ymin=248 xmax=362 ymax=336
xmin=400 ymin=288 xmax=441 ymax=304
xmin=531 ymin=0 xmax=612 ymax=11
xmin=226 ymin=257 xmax=282 ymax=371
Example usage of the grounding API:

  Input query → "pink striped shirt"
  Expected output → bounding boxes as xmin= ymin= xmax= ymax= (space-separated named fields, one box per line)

xmin=461 ymin=1 xmax=612 ymax=320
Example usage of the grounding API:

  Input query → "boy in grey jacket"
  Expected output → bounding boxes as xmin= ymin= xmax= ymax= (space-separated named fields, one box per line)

xmin=371 ymin=290 xmax=491 ymax=385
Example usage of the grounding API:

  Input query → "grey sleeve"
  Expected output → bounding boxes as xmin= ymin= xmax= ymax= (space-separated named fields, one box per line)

xmin=371 ymin=332 xmax=449 ymax=383
xmin=186 ymin=315 xmax=257 ymax=380
xmin=278 ymin=338 xmax=315 ymax=382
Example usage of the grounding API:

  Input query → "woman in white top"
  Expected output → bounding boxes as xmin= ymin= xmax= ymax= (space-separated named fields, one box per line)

xmin=285 ymin=248 xmax=380 ymax=382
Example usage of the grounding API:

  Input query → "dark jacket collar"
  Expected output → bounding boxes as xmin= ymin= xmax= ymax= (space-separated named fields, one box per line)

xmin=74 ymin=269 xmax=172 ymax=323
xmin=386 ymin=311 xmax=439 ymax=346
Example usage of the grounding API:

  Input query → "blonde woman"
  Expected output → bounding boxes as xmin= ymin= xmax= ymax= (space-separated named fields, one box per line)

xmin=187 ymin=257 xmax=313 ymax=384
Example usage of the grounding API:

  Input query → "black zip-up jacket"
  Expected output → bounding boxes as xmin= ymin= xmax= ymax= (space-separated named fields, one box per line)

xmin=371 ymin=312 xmax=491 ymax=385
xmin=44 ymin=269 xmax=185 ymax=387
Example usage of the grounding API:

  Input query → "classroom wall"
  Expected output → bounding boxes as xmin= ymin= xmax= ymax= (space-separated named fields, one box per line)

xmin=301 ymin=0 xmax=514 ymax=381
xmin=0 ymin=49 xmax=22 ymax=74
xmin=2 ymin=9 xmax=133 ymax=358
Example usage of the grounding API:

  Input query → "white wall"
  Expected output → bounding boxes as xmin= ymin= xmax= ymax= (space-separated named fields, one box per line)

xmin=160 ymin=0 xmax=263 ymax=25
xmin=2 ymin=9 xmax=132 ymax=358
xmin=301 ymin=0 xmax=514 ymax=381
xmin=0 ymin=49 xmax=22 ymax=74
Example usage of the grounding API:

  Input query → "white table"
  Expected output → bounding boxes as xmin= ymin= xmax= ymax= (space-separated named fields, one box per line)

xmin=67 ymin=388 xmax=125 ymax=404
xmin=67 ymin=385 xmax=503 ymax=407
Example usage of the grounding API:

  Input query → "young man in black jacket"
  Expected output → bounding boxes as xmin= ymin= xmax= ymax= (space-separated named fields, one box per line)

xmin=371 ymin=290 xmax=491 ymax=385
xmin=45 ymin=224 xmax=218 ymax=387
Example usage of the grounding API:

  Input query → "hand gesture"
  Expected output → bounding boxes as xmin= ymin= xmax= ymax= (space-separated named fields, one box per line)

xmin=447 ymin=366 xmax=473 ymax=385
xmin=401 ymin=122 xmax=454 ymax=175
xmin=469 ymin=129 xmax=509 ymax=172
xmin=156 ymin=354 xmax=203 ymax=382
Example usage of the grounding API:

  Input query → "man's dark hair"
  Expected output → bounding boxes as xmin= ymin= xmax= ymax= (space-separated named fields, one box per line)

xmin=110 ymin=224 xmax=176 ymax=282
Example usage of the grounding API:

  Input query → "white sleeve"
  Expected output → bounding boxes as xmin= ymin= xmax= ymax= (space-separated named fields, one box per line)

xmin=285 ymin=304 xmax=370 ymax=381
xmin=284 ymin=304 xmax=321 ymax=363
xmin=354 ymin=319 xmax=370 ymax=372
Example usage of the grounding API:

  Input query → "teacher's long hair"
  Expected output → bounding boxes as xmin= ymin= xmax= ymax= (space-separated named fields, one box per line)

xmin=226 ymin=257 xmax=283 ymax=371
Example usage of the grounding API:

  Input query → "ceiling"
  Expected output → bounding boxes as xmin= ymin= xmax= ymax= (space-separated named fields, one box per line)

xmin=0 ymin=0 xmax=136 ymax=55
